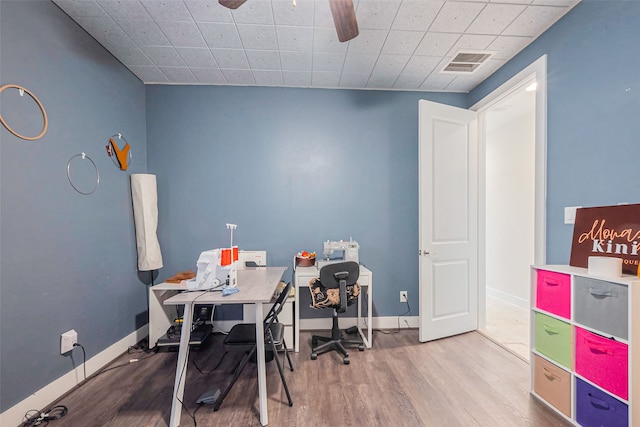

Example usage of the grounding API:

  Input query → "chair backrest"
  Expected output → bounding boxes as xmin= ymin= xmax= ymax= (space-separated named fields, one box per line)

xmin=264 ymin=281 xmax=293 ymax=325
xmin=319 ymin=261 xmax=359 ymax=313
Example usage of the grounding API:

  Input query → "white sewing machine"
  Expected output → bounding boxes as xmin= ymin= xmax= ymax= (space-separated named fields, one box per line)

xmin=187 ymin=248 xmax=239 ymax=291
xmin=318 ymin=239 xmax=360 ymax=269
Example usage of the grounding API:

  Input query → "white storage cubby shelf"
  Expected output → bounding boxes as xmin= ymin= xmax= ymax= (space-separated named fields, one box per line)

xmin=531 ymin=264 xmax=640 ymax=427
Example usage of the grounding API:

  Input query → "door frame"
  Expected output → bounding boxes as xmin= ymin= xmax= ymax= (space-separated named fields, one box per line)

xmin=470 ymin=54 xmax=548 ymax=330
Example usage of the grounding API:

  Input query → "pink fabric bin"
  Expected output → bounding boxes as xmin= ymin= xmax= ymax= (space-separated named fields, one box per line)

xmin=575 ymin=327 xmax=628 ymax=400
xmin=535 ymin=269 xmax=571 ymax=319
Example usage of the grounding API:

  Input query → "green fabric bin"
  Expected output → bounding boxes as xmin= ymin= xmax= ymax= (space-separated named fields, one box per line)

xmin=535 ymin=312 xmax=571 ymax=368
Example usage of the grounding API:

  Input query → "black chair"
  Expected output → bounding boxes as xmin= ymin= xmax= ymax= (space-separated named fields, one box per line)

xmin=311 ymin=261 xmax=364 ymax=364
xmin=213 ymin=282 xmax=294 ymax=411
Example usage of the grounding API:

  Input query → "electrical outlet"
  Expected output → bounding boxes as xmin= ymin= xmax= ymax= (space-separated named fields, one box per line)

xmin=400 ymin=291 xmax=408 ymax=303
xmin=61 ymin=329 xmax=78 ymax=354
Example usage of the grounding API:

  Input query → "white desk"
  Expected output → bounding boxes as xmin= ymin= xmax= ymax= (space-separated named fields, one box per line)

xmin=164 ymin=267 xmax=286 ymax=427
xmin=149 ymin=281 xmax=187 ymax=347
xmin=293 ymin=265 xmax=372 ymax=353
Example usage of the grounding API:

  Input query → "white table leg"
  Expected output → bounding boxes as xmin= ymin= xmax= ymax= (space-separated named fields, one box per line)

xmin=255 ymin=302 xmax=268 ymax=426
xmin=169 ymin=302 xmax=193 ymax=427
xmin=367 ymin=283 xmax=372 ymax=347
xmin=294 ymin=283 xmax=300 ymax=353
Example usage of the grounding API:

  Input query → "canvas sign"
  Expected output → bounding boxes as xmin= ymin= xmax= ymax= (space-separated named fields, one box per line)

xmin=570 ymin=204 xmax=640 ymax=275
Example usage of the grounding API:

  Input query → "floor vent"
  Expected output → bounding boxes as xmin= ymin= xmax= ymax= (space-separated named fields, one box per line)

xmin=441 ymin=51 xmax=493 ymax=73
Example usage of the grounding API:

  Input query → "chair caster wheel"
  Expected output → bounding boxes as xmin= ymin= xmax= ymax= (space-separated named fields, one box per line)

xmin=358 ymin=345 xmax=365 ymax=351
xmin=289 ymin=402 xmax=294 ymax=407
xmin=311 ymin=353 xmax=317 ymax=360
xmin=343 ymin=357 xmax=350 ymax=365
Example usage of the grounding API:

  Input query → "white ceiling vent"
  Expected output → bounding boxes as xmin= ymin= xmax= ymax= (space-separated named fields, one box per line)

xmin=441 ymin=51 xmax=493 ymax=74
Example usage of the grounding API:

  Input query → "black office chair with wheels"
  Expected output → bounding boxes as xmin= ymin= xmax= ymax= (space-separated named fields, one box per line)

xmin=310 ymin=261 xmax=364 ymax=364
xmin=213 ymin=281 xmax=294 ymax=411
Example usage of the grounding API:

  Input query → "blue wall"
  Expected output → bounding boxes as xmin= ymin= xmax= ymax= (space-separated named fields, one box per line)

xmin=146 ymin=85 xmax=465 ymax=320
xmin=469 ymin=0 xmax=640 ymax=263
xmin=0 ymin=1 xmax=147 ymax=411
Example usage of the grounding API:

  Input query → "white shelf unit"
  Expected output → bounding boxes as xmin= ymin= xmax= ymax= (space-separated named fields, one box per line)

xmin=530 ymin=264 xmax=640 ymax=427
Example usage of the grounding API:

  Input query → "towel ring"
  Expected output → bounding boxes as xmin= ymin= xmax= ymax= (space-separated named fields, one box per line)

xmin=0 ymin=84 xmax=48 ymax=141
xmin=67 ymin=153 xmax=100 ymax=195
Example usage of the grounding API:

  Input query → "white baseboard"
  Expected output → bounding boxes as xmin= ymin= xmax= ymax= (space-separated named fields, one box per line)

xmin=486 ymin=287 xmax=529 ymax=310
xmin=1 ymin=325 xmax=148 ymax=427
xmin=300 ymin=315 xmax=419 ymax=331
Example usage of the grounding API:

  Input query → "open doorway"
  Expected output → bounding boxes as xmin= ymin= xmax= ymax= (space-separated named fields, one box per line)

xmin=473 ymin=55 xmax=547 ymax=362
xmin=481 ymin=84 xmax=535 ymax=361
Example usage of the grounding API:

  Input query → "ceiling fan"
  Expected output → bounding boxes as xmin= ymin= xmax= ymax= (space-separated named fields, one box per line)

xmin=218 ymin=0 xmax=359 ymax=42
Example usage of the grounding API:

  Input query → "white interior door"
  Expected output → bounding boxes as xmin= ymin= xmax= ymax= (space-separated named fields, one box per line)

xmin=418 ymin=100 xmax=478 ymax=342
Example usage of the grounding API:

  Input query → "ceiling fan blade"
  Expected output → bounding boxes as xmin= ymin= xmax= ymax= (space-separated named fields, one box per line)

xmin=218 ymin=0 xmax=248 ymax=10
xmin=329 ymin=0 xmax=359 ymax=42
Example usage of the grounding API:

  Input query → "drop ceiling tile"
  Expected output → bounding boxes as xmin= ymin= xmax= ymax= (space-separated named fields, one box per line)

xmin=276 ymin=26 xmax=314 ymax=51
xmin=222 ymin=69 xmax=255 ymax=84
xmin=313 ymin=52 xmax=346 ymax=72
xmin=236 ymin=24 xmax=279 ymax=50
xmin=487 ymin=35 xmax=533 ymax=60
xmin=447 ymin=34 xmax=496 ymax=54
xmin=128 ymin=65 xmax=169 ymax=82
xmin=393 ymin=73 xmax=426 ymax=90
xmin=74 ymin=16 xmax=133 ymax=45
xmin=391 ymin=1 xmax=443 ymax=32
xmin=283 ymin=70 xmax=312 ymax=86
xmin=372 ymin=54 xmax=410 ymax=76
xmin=253 ymin=69 xmax=284 ymax=86
xmin=312 ymin=28 xmax=348 ymax=53
xmin=444 ymin=76 xmax=476 ymax=92
xmin=105 ymin=44 xmax=152 ymax=66
xmin=157 ymin=21 xmax=207 ymax=48
xmin=231 ymin=1 xmax=274 ymax=25
xmin=280 ymin=50 xmax=312 ymax=71
xmin=381 ymin=31 xmax=425 ymax=55
xmin=54 ymin=0 xmax=107 ymax=17
xmin=339 ymin=73 xmax=369 ymax=88
xmin=346 ymin=29 xmax=388 ymax=54
xmin=414 ymin=32 xmax=460 ymax=56
xmin=466 ymin=3 xmax=526 ymax=35
xmin=212 ymin=48 xmax=250 ymax=69
xmin=272 ymin=0 xmax=314 ymax=26
xmin=419 ymin=73 xmax=455 ymax=91
xmin=532 ymin=0 xmax=577 ymax=5
xmin=357 ymin=0 xmax=401 ymax=30
xmin=313 ymin=0 xmax=335 ymax=28
xmin=159 ymin=66 xmax=199 ymax=83
xmin=342 ymin=53 xmax=377 ymax=74
xmin=192 ymin=67 xmax=226 ymax=84
xmin=403 ymin=55 xmax=440 ymax=76
xmin=184 ymin=0 xmax=234 ymax=23
xmin=312 ymin=71 xmax=341 ymax=87
xmin=503 ymin=5 xmax=565 ymax=37
xmin=198 ymin=22 xmax=242 ymax=49
xmin=140 ymin=0 xmax=192 ymax=21
xmin=97 ymin=0 xmax=152 ymax=20
xmin=118 ymin=19 xmax=170 ymax=46
xmin=367 ymin=73 xmax=397 ymax=88
xmin=176 ymin=47 xmax=218 ymax=68
xmin=429 ymin=1 xmax=485 ymax=33
xmin=245 ymin=50 xmax=281 ymax=70
xmin=499 ymin=0 xmax=534 ymax=4
xmin=141 ymin=46 xmax=186 ymax=67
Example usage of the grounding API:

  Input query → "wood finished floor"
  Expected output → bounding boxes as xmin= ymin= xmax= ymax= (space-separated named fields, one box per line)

xmin=47 ymin=330 xmax=569 ymax=427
